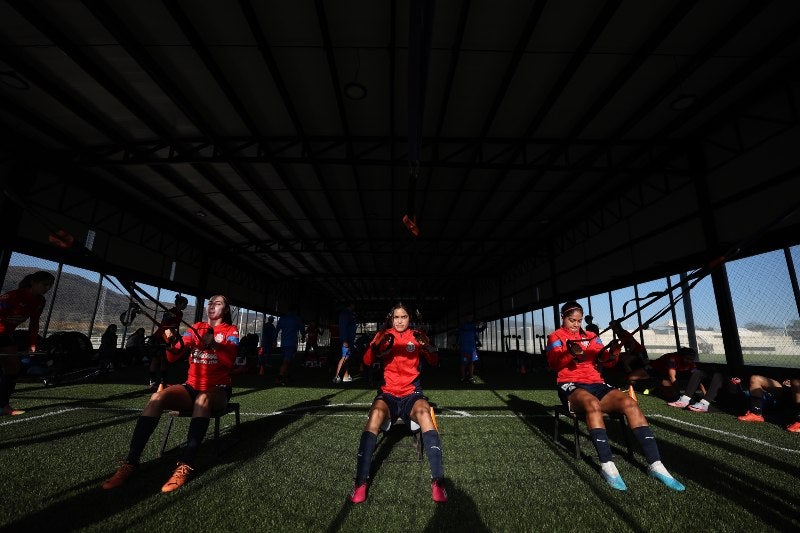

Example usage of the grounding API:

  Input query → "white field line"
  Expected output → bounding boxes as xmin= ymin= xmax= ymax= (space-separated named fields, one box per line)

xmin=4 ymin=404 xmax=799 ymax=454
xmin=647 ymin=413 xmax=800 ymax=454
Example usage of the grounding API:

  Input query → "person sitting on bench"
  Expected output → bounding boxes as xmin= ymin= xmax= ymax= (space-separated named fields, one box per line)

xmin=348 ymin=302 xmax=447 ymax=504
xmin=547 ymin=301 xmax=685 ymax=492
xmin=101 ymin=294 xmax=239 ymax=493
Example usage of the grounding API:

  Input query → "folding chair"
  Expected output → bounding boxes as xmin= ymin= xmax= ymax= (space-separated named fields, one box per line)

xmin=553 ymin=403 xmax=634 ymax=460
xmin=160 ymin=402 xmax=241 ymax=456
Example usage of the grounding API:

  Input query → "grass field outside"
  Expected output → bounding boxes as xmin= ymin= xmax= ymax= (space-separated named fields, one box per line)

xmin=1 ymin=359 xmax=799 ymax=532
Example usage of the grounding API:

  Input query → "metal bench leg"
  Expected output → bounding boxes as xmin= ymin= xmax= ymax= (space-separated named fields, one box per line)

xmin=572 ymin=415 xmax=580 ymax=459
xmin=160 ymin=415 xmax=176 ymax=457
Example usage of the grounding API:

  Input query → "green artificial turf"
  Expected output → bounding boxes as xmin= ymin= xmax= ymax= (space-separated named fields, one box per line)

xmin=1 ymin=362 xmax=799 ymax=532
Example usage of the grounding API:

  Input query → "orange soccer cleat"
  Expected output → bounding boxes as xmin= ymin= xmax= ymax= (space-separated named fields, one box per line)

xmin=785 ymin=421 xmax=800 ymax=433
xmin=102 ymin=462 xmax=136 ymax=489
xmin=737 ymin=411 xmax=765 ymax=423
xmin=161 ymin=462 xmax=193 ymax=493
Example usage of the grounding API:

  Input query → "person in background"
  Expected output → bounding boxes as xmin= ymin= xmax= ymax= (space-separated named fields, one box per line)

xmin=609 ymin=320 xmax=649 ymax=379
xmin=304 ymin=321 xmax=322 ymax=356
xmin=258 ymin=315 xmax=277 ymax=375
xmin=98 ymin=323 xmax=119 ymax=370
xmin=666 ymin=367 xmax=724 ymax=413
xmin=0 ymin=270 xmax=55 ymax=416
xmin=334 ymin=302 xmax=356 ymax=384
xmin=124 ymin=327 xmax=146 ymax=366
xmin=274 ymin=308 xmax=305 ymax=386
xmin=584 ymin=315 xmax=600 ymax=335
xmin=737 ymin=374 xmax=800 ymax=432
xmin=457 ymin=313 xmax=486 ymax=384
xmin=348 ymin=302 xmax=447 ymax=504
xmin=628 ymin=347 xmax=697 ymax=403
xmin=547 ymin=301 xmax=685 ymax=492
xmin=101 ymin=294 xmax=239 ymax=492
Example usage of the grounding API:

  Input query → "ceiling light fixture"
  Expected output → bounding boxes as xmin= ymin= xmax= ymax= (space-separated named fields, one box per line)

xmin=670 ymin=93 xmax=696 ymax=111
xmin=344 ymin=81 xmax=367 ymax=100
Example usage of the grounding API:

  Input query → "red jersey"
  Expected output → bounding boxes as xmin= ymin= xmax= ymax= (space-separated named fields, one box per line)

xmin=167 ymin=322 xmax=239 ymax=390
xmin=649 ymin=352 xmax=696 ymax=375
xmin=0 ymin=288 xmax=46 ymax=349
xmin=546 ymin=326 xmax=611 ymax=384
xmin=363 ymin=328 xmax=439 ymax=397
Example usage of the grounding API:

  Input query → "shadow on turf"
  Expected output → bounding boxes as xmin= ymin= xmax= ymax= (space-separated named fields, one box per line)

xmin=2 ymin=393 xmax=343 ymax=531
xmin=647 ymin=418 xmax=800 ymax=530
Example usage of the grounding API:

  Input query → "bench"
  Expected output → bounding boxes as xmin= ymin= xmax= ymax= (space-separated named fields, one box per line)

xmin=553 ymin=403 xmax=634 ymax=460
xmin=159 ymin=402 xmax=240 ymax=456
xmin=380 ymin=417 xmax=423 ymax=461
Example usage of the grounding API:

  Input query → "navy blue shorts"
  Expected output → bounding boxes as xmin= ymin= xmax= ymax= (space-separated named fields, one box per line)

xmin=182 ymin=383 xmax=232 ymax=403
xmin=556 ymin=382 xmax=614 ymax=407
xmin=374 ymin=390 xmax=428 ymax=425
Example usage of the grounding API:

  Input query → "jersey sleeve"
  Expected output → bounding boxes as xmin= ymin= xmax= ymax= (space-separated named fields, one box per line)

xmin=546 ymin=332 xmax=573 ymax=371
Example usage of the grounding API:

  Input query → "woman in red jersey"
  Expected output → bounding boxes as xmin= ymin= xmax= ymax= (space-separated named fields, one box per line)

xmin=348 ymin=302 xmax=447 ymax=504
xmin=102 ymin=294 xmax=239 ymax=493
xmin=547 ymin=301 xmax=685 ymax=492
xmin=0 ymin=270 xmax=55 ymax=416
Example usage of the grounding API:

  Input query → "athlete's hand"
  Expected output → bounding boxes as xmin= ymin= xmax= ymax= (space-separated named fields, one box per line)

xmin=163 ymin=328 xmax=184 ymax=351
xmin=567 ymin=340 xmax=585 ymax=362
xmin=371 ymin=330 xmax=394 ymax=357
xmin=597 ymin=339 xmax=621 ymax=364
xmin=413 ymin=330 xmax=431 ymax=347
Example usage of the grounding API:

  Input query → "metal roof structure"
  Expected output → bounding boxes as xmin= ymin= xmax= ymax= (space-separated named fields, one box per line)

xmin=2 ymin=0 xmax=800 ymax=326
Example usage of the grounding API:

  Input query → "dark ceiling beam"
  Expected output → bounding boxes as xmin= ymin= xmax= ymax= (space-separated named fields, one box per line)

xmin=431 ymin=0 xmax=548 ymax=244
xmin=503 ymin=0 xmax=772 ymax=242
xmin=389 ymin=0 xmax=398 ymax=246
xmin=82 ymin=0 xmax=327 ymax=278
xmin=239 ymin=0 xmax=360 ymax=279
xmin=415 ymin=0 xmax=471 ymax=232
xmin=0 ymin=35 xmax=280 ymax=274
xmin=473 ymin=0 xmax=699 ymax=255
xmin=456 ymin=0 xmax=621 ymax=244
xmin=6 ymin=0 xmax=300 ymax=275
xmin=0 ymin=101 xmax=82 ymax=151
xmin=502 ymin=15 xmax=800 ymax=280
xmin=163 ymin=0 xmax=343 ymax=275
xmin=0 ymin=40 xmax=129 ymax=146
xmin=313 ymin=0 xmax=374 ymax=277
xmin=76 ymin=0 xmax=322 ymax=278
xmin=76 ymin=136 xmax=677 ymax=170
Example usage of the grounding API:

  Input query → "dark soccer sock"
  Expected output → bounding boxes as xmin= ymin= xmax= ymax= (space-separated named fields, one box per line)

xmin=0 ymin=373 xmax=18 ymax=407
xmin=181 ymin=416 xmax=211 ymax=465
xmin=589 ymin=428 xmax=613 ymax=463
xmin=750 ymin=394 xmax=764 ymax=415
xmin=126 ymin=415 xmax=160 ymax=465
xmin=355 ymin=431 xmax=377 ymax=484
xmin=685 ymin=370 xmax=704 ymax=397
xmin=706 ymin=372 xmax=723 ymax=402
xmin=422 ymin=430 xmax=445 ymax=479
xmin=632 ymin=425 xmax=661 ymax=465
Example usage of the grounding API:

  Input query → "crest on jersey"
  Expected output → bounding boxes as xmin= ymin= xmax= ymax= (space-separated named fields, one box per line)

xmin=405 ymin=342 xmax=416 ymax=353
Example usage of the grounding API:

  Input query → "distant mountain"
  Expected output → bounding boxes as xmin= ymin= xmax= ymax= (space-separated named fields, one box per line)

xmin=2 ymin=266 xmax=196 ymax=335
